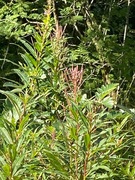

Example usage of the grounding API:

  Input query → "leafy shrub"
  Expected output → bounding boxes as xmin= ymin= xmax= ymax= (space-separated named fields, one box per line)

xmin=0 ymin=2 xmax=135 ymax=180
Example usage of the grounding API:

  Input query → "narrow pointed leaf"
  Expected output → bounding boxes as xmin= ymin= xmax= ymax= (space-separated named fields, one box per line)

xmin=0 ymin=127 xmax=13 ymax=144
xmin=20 ymin=39 xmax=36 ymax=58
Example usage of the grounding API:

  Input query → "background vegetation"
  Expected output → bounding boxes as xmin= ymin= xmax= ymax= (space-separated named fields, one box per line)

xmin=0 ymin=0 xmax=135 ymax=179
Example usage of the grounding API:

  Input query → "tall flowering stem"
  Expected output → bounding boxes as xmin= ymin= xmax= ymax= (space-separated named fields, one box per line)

xmin=64 ymin=65 xmax=84 ymax=101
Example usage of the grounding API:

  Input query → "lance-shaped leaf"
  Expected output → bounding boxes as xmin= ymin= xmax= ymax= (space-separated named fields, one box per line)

xmin=0 ymin=127 xmax=13 ymax=144
xmin=0 ymin=90 xmax=22 ymax=117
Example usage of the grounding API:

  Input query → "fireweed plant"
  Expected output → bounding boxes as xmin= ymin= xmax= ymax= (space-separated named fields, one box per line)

xmin=0 ymin=1 xmax=135 ymax=180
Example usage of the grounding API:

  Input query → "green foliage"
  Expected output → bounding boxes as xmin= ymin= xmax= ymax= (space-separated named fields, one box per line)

xmin=0 ymin=0 xmax=135 ymax=106
xmin=0 ymin=1 xmax=135 ymax=179
xmin=0 ymin=0 xmax=43 ymax=38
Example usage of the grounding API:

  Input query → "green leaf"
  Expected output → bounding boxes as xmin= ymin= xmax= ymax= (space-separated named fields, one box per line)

xmin=84 ymin=133 xmax=91 ymax=149
xmin=0 ymin=90 xmax=22 ymax=116
xmin=34 ymin=33 xmax=42 ymax=44
xmin=12 ymin=155 xmax=25 ymax=176
xmin=34 ymin=42 xmax=42 ymax=52
xmin=20 ymin=53 xmax=37 ymax=69
xmin=0 ymin=127 xmax=13 ymax=144
xmin=71 ymin=102 xmax=88 ymax=128
xmin=117 ymin=115 xmax=130 ymax=132
xmin=44 ymin=150 xmax=68 ymax=177
xmin=131 ymin=165 xmax=135 ymax=176
xmin=101 ymin=96 xmax=114 ymax=108
xmin=0 ymin=172 xmax=6 ymax=180
xmin=72 ymin=15 xmax=83 ymax=21
xmin=78 ymin=109 xmax=88 ymax=128
xmin=3 ymin=82 xmax=21 ymax=88
xmin=20 ymin=39 xmax=36 ymax=58
xmin=91 ymin=165 xmax=112 ymax=172
xmin=18 ymin=114 xmax=30 ymax=133
xmin=0 ymin=157 xmax=6 ymax=166
xmin=13 ymin=69 xmax=29 ymax=86
xmin=2 ymin=164 xmax=11 ymax=177
xmin=70 ymin=127 xmax=77 ymax=140
xmin=125 ymin=161 xmax=131 ymax=175
xmin=96 ymin=83 xmax=118 ymax=100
